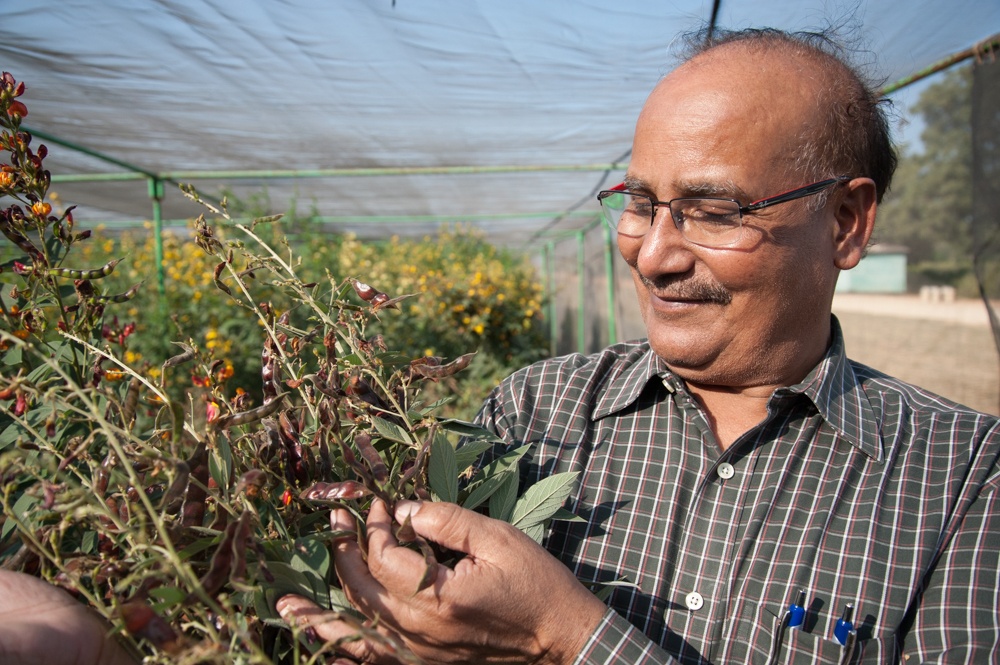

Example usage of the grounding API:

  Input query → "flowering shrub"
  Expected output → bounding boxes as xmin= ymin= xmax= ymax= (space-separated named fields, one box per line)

xmin=0 ymin=72 xmax=574 ymax=664
xmin=63 ymin=222 xmax=547 ymax=420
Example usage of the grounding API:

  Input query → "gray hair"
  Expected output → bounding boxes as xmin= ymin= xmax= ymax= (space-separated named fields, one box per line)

xmin=674 ymin=26 xmax=898 ymax=205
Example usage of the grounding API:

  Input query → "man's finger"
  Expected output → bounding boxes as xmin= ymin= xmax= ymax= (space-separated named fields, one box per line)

xmin=275 ymin=594 xmax=387 ymax=664
xmin=394 ymin=500 xmax=520 ymax=560
xmin=365 ymin=499 xmax=442 ymax=594
xmin=330 ymin=507 xmax=391 ymax=619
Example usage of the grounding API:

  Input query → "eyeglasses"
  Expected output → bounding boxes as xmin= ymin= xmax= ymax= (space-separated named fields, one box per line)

xmin=596 ymin=176 xmax=850 ymax=247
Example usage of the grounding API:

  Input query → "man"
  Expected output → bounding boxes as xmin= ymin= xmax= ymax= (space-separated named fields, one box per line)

xmin=277 ymin=27 xmax=1000 ymax=664
xmin=10 ymin=26 xmax=1000 ymax=665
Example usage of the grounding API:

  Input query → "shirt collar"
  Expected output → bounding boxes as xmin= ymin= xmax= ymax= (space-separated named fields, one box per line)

xmin=592 ymin=342 xmax=670 ymax=419
xmin=780 ymin=316 xmax=883 ymax=461
xmin=592 ymin=317 xmax=883 ymax=462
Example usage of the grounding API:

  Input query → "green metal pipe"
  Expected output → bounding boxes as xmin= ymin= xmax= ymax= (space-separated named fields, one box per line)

xmin=50 ymin=172 xmax=148 ymax=183
xmin=23 ymin=126 xmax=160 ymax=179
xmin=45 ymin=163 xmax=630 ymax=184
xmin=881 ymin=34 xmax=999 ymax=95
xmin=61 ymin=210 xmax=598 ymax=228
xmin=160 ymin=162 xmax=629 ymax=180
xmin=603 ymin=223 xmax=618 ymax=345
xmin=546 ymin=242 xmax=557 ymax=358
xmin=148 ymin=178 xmax=166 ymax=295
xmin=577 ymin=230 xmax=586 ymax=354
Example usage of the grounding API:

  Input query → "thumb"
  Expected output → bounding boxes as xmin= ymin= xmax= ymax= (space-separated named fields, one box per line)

xmin=395 ymin=500 xmax=519 ymax=557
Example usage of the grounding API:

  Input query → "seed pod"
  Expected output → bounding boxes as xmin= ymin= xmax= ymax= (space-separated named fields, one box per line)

xmin=122 ymin=377 xmax=141 ymax=427
xmin=345 ymin=374 xmax=390 ymax=413
xmin=120 ymin=600 xmax=184 ymax=654
xmin=212 ymin=261 xmax=231 ymax=296
xmin=355 ymin=433 xmax=388 ymax=485
xmin=161 ymin=342 xmax=195 ymax=370
xmin=235 ymin=469 xmax=267 ymax=498
xmin=95 ymin=282 xmax=142 ymax=303
xmin=159 ymin=461 xmax=190 ymax=515
xmin=351 ymin=279 xmax=379 ymax=302
xmin=181 ymin=443 xmax=208 ymax=528
xmin=261 ymin=334 xmax=281 ymax=405
xmin=47 ymin=257 xmax=122 ymax=280
xmin=212 ymin=394 xmax=284 ymax=429
xmin=299 ymin=480 xmax=370 ymax=502
xmin=410 ymin=352 xmax=476 ymax=380
xmin=95 ymin=454 xmax=114 ymax=497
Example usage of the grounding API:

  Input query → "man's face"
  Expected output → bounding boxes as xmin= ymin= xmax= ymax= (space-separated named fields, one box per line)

xmin=621 ymin=51 xmax=844 ymax=389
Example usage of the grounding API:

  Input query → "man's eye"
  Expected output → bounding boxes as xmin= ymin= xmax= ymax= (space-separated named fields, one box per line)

xmin=684 ymin=204 xmax=739 ymax=227
xmin=625 ymin=197 xmax=654 ymax=215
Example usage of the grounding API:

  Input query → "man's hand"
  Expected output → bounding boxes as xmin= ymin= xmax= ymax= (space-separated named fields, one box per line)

xmin=277 ymin=499 xmax=606 ymax=665
xmin=0 ymin=569 xmax=137 ymax=665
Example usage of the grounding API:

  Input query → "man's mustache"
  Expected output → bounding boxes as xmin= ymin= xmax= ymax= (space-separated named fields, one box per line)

xmin=634 ymin=270 xmax=732 ymax=305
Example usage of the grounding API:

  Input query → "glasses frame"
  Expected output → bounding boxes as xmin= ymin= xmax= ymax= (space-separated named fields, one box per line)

xmin=596 ymin=176 xmax=851 ymax=246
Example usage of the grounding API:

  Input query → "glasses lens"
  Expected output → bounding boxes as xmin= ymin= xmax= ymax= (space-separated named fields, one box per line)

xmin=599 ymin=191 xmax=652 ymax=237
xmin=671 ymin=199 xmax=742 ymax=247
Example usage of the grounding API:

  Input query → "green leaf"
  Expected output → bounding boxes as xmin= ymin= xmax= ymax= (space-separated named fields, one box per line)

xmin=0 ymin=415 xmax=19 ymax=452
xmin=509 ymin=471 xmax=579 ymax=531
xmin=209 ymin=436 xmax=233 ymax=494
xmin=2 ymin=492 xmax=38 ymax=541
xmin=521 ymin=522 xmax=545 ymax=544
xmin=439 ymin=419 xmax=503 ymax=443
xmin=488 ymin=471 xmax=519 ymax=523
xmin=291 ymin=534 xmax=331 ymax=581
xmin=549 ymin=507 xmax=586 ymax=522
xmin=81 ymin=530 xmax=98 ymax=555
xmin=265 ymin=561 xmax=328 ymax=608
xmin=148 ymin=585 xmax=187 ymax=612
xmin=372 ymin=416 xmax=412 ymax=444
xmin=460 ymin=444 xmax=531 ymax=511
xmin=428 ymin=435 xmax=458 ymax=503
xmin=453 ymin=439 xmax=493 ymax=472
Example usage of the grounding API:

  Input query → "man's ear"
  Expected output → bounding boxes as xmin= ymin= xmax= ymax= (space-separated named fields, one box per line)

xmin=832 ymin=177 xmax=878 ymax=270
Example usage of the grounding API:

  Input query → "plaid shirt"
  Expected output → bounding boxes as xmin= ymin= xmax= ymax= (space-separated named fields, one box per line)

xmin=475 ymin=319 xmax=1000 ymax=664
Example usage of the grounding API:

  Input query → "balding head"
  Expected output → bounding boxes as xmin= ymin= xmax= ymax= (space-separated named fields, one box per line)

xmin=671 ymin=28 xmax=897 ymax=202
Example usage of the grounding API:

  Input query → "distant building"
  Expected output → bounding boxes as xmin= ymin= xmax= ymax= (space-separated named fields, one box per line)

xmin=835 ymin=244 xmax=909 ymax=294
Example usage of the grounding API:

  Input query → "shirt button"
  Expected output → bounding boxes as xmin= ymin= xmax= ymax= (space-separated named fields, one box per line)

xmin=718 ymin=462 xmax=735 ymax=480
xmin=685 ymin=591 xmax=704 ymax=611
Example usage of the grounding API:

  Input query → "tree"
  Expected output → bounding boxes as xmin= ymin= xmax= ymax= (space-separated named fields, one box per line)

xmin=876 ymin=64 xmax=973 ymax=286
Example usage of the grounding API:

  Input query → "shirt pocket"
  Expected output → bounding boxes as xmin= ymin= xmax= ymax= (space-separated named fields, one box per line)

xmin=778 ymin=625 xmax=892 ymax=664
xmin=748 ymin=602 xmax=894 ymax=665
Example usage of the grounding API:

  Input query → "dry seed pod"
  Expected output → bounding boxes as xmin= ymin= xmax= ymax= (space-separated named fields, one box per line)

xmin=120 ymin=600 xmax=184 ymax=654
xmin=355 ymin=433 xmax=388 ymax=485
xmin=300 ymin=480 xmax=370 ymax=502
xmin=351 ymin=279 xmax=379 ymax=302
xmin=410 ymin=352 xmax=476 ymax=380
xmin=235 ymin=469 xmax=267 ymax=497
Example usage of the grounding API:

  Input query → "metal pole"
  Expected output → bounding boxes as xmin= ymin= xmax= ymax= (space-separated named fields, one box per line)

xmin=547 ymin=242 xmax=557 ymax=358
xmin=147 ymin=178 xmax=166 ymax=295
xmin=603 ymin=223 xmax=618 ymax=345
xmin=577 ymin=230 xmax=586 ymax=354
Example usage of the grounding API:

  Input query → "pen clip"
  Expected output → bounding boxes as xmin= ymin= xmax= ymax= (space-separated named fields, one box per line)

xmin=769 ymin=609 xmax=792 ymax=665
xmin=840 ymin=629 xmax=858 ymax=664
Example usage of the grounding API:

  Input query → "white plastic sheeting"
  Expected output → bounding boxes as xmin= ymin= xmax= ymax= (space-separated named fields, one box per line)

xmin=1 ymin=0 xmax=998 ymax=245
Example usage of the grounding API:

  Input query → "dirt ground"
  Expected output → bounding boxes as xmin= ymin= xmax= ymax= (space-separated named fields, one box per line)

xmin=832 ymin=293 xmax=999 ymax=416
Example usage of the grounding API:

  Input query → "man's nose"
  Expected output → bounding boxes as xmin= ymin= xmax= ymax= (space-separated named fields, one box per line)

xmin=634 ymin=207 xmax=694 ymax=277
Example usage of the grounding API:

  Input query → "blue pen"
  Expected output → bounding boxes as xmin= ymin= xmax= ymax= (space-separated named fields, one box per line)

xmin=834 ymin=603 xmax=855 ymax=645
xmin=787 ymin=589 xmax=806 ymax=629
